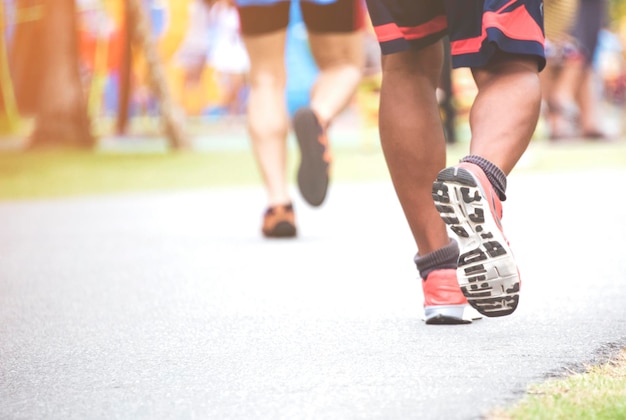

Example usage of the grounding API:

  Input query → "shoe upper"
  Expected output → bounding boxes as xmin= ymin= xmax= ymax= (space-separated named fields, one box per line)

xmin=422 ymin=268 xmax=468 ymax=307
xmin=457 ymin=162 xmax=503 ymax=221
xmin=262 ymin=203 xmax=297 ymax=238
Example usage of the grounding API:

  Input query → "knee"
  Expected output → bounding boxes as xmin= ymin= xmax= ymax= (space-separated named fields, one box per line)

xmin=475 ymin=54 xmax=540 ymax=81
xmin=310 ymin=31 xmax=366 ymax=70
xmin=473 ymin=55 xmax=541 ymax=94
xmin=316 ymin=47 xmax=365 ymax=73
xmin=248 ymin=68 xmax=287 ymax=90
xmin=381 ymin=46 xmax=443 ymax=89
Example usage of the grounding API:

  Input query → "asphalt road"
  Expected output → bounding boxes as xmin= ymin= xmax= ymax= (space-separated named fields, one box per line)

xmin=1 ymin=168 xmax=625 ymax=420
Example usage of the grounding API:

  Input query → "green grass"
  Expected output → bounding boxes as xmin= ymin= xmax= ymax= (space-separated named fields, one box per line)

xmin=0 ymin=149 xmax=260 ymax=200
xmin=516 ymin=139 xmax=626 ymax=173
xmin=0 ymin=137 xmax=625 ymax=201
xmin=489 ymin=350 xmax=626 ymax=420
xmin=0 ymin=142 xmax=395 ymax=200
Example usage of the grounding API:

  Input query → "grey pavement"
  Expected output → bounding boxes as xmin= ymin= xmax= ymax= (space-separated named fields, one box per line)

xmin=1 ymin=168 xmax=626 ymax=419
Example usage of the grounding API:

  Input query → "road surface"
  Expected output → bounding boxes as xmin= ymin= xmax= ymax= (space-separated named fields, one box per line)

xmin=1 ymin=168 xmax=625 ymax=419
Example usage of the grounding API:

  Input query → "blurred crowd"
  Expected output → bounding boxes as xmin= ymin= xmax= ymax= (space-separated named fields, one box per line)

xmin=35 ymin=0 xmax=626 ymax=140
xmin=175 ymin=0 xmax=249 ymax=116
xmin=540 ymin=0 xmax=620 ymax=141
xmin=169 ymin=0 xmax=626 ymax=141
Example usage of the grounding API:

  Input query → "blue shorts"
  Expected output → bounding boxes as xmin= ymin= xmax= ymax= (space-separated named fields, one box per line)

xmin=572 ymin=0 xmax=607 ymax=64
xmin=237 ymin=0 xmax=365 ymax=36
xmin=365 ymin=0 xmax=546 ymax=70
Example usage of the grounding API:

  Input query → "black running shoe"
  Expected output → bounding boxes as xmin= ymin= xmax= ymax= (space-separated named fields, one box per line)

xmin=293 ymin=107 xmax=331 ymax=207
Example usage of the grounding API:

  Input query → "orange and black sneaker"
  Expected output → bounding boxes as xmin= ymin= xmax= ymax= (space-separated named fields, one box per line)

xmin=262 ymin=203 xmax=297 ymax=238
xmin=423 ymin=269 xmax=481 ymax=324
xmin=293 ymin=107 xmax=331 ymax=207
xmin=432 ymin=162 xmax=521 ymax=317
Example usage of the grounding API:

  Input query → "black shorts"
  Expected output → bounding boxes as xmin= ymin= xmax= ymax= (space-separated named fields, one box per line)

xmin=237 ymin=0 xmax=365 ymax=36
xmin=365 ymin=0 xmax=546 ymax=70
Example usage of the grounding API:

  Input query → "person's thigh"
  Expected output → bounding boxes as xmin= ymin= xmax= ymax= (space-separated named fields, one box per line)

xmin=241 ymin=30 xmax=287 ymax=82
xmin=301 ymin=0 xmax=366 ymax=68
xmin=307 ymin=31 xmax=364 ymax=69
xmin=300 ymin=0 xmax=365 ymax=33
xmin=237 ymin=1 xmax=291 ymax=36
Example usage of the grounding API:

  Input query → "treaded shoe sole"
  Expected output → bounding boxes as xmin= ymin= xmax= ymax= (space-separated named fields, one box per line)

xmin=432 ymin=167 xmax=520 ymax=317
xmin=294 ymin=108 xmax=329 ymax=207
xmin=424 ymin=305 xmax=473 ymax=325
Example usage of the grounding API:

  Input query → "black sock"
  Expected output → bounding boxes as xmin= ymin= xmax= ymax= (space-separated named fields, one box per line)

xmin=461 ymin=155 xmax=507 ymax=201
xmin=414 ymin=239 xmax=459 ymax=279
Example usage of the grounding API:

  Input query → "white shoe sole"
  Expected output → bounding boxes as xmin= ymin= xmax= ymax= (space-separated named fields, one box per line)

xmin=433 ymin=167 xmax=521 ymax=317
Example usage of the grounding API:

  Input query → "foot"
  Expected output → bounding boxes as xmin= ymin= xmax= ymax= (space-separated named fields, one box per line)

xmin=432 ymin=163 xmax=521 ymax=317
xmin=582 ymin=129 xmax=611 ymax=141
xmin=293 ymin=107 xmax=331 ymax=207
xmin=547 ymin=100 xmax=580 ymax=141
xmin=262 ymin=203 xmax=297 ymax=238
xmin=422 ymin=269 xmax=482 ymax=325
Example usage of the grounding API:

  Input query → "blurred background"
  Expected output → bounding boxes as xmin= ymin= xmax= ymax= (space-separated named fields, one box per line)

xmin=0 ymin=0 xmax=625 ymax=173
